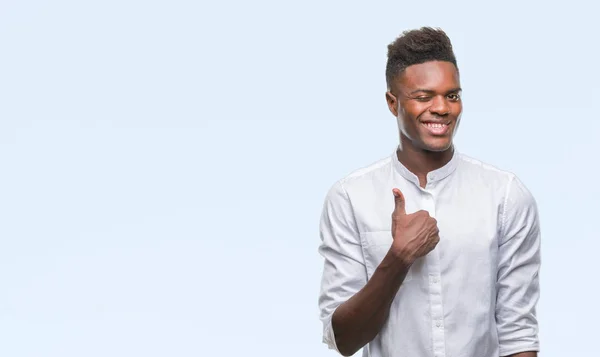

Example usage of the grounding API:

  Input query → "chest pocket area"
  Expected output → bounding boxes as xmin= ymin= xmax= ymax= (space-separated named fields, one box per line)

xmin=360 ymin=231 xmax=412 ymax=282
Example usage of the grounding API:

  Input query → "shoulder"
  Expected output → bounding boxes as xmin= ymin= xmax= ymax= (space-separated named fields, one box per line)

xmin=457 ymin=152 xmax=536 ymax=204
xmin=456 ymin=152 xmax=539 ymax=238
xmin=456 ymin=153 xmax=516 ymax=182
xmin=456 ymin=153 xmax=533 ymax=194
xmin=327 ymin=153 xmax=393 ymax=196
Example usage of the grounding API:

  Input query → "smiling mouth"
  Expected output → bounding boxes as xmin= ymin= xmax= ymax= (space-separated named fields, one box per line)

xmin=421 ymin=122 xmax=450 ymax=135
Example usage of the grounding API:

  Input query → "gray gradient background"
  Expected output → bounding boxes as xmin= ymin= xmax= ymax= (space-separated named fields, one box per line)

xmin=0 ymin=1 xmax=597 ymax=356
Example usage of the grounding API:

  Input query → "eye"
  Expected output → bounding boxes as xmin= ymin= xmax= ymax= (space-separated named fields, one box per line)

xmin=447 ymin=93 xmax=461 ymax=102
xmin=414 ymin=96 xmax=432 ymax=102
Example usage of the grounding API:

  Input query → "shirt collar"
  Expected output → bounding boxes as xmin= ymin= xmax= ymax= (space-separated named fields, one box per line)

xmin=392 ymin=145 xmax=460 ymax=186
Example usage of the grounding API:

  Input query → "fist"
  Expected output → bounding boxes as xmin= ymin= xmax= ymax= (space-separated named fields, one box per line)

xmin=390 ymin=188 xmax=440 ymax=265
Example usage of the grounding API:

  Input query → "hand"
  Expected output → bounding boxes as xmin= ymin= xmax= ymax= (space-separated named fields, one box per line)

xmin=390 ymin=188 xmax=440 ymax=265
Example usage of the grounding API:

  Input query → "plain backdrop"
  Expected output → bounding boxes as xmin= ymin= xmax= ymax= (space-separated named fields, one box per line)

xmin=1 ymin=1 xmax=598 ymax=356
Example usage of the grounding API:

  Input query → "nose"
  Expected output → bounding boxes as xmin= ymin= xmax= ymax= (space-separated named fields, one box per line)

xmin=429 ymin=95 xmax=450 ymax=116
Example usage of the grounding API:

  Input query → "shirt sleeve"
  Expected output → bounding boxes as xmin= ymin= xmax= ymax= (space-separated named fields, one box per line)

xmin=496 ymin=176 xmax=542 ymax=356
xmin=317 ymin=180 xmax=368 ymax=353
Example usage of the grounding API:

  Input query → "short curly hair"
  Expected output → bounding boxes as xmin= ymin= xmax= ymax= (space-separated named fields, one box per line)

xmin=385 ymin=27 xmax=458 ymax=90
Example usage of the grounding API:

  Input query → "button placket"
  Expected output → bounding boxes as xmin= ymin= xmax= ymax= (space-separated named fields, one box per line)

xmin=425 ymin=191 xmax=446 ymax=357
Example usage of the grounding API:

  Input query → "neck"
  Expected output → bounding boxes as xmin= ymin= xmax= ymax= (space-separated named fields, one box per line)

xmin=397 ymin=136 xmax=454 ymax=187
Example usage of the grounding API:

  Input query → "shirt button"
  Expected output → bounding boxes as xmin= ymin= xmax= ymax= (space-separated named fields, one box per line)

xmin=432 ymin=276 xmax=439 ymax=283
xmin=436 ymin=320 xmax=441 ymax=327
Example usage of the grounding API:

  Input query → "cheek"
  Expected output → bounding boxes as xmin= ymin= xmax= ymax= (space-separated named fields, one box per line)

xmin=452 ymin=102 xmax=463 ymax=116
xmin=401 ymin=103 xmax=426 ymax=122
xmin=397 ymin=110 xmax=423 ymax=138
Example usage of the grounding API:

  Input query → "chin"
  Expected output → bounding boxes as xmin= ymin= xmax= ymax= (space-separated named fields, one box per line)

xmin=421 ymin=139 xmax=453 ymax=152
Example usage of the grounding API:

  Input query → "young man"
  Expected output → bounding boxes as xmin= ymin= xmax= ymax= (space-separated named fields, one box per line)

xmin=317 ymin=27 xmax=541 ymax=357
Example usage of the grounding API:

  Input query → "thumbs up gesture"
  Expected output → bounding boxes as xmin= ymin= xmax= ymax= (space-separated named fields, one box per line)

xmin=391 ymin=188 xmax=440 ymax=266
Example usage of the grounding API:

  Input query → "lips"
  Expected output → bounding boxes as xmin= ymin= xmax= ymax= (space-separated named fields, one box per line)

xmin=421 ymin=121 xmax=451 ymax=136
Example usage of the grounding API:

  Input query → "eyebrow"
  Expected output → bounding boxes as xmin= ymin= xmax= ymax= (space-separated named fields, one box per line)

xmin=409 ymin=87 xmax=462 ymax=95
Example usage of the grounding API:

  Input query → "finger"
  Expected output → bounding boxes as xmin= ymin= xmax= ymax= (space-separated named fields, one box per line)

xmin=427 ymin=235 xmax=440 ymax=252
xmin=427 ymin=227 xmax=440 ymax=240
xmin=392 ymin=188 xmax=406 ymax=216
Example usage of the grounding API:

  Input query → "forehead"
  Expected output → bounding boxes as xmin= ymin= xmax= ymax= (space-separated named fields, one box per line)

xmin=397 ymin=61 xmax=460 ymax=91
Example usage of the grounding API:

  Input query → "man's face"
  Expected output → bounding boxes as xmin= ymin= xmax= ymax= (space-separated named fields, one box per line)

xmin=386 ymin=61 xmax=462 ymax=152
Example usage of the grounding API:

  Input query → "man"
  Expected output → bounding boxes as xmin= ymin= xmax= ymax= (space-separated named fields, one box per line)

xmin=317 ymin=27 xmax=541 ymax=357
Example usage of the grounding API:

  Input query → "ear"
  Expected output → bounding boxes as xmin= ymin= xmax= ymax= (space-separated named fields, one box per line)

xmin=385 ymin=91 xmax=399 ymax=117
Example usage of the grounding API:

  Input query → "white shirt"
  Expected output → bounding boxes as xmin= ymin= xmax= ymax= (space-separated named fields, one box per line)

xmin=318 ymin=147 xmax=541 ymax=357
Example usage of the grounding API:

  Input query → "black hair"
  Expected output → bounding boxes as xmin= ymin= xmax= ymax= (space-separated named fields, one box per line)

xmin=385 ymin=27 xmax=457 ymax=90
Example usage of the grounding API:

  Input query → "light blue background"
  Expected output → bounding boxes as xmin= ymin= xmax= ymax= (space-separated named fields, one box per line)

xmin=1 ymin=1 xmax=597 ymax=356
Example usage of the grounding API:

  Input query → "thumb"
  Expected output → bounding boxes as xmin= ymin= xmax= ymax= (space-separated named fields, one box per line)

xmin=392 ymin=188 xmax=406 ymax=216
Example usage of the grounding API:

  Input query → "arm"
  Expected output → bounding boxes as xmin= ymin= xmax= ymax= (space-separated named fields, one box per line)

xmin=331 ymin=249 xmax=412 ymax=356
xmin=317 ymin=182 xmax=412 ymax=356
xmin=496 ymin=176 xmax=542 ymax=357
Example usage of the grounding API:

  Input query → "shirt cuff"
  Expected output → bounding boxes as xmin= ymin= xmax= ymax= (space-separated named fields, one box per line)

xmin=322 ymin=314 xmax=341 ymax=353
xmin=499 ymin=343 xmax=540 ymax=356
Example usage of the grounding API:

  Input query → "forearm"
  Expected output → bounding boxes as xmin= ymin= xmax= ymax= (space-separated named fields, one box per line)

xmin=331 ymin=249 xmax=411 ymax=356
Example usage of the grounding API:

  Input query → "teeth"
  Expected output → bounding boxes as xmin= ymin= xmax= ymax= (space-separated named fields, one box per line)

xmin=425 ymin=123 xmax=446 ymax=128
